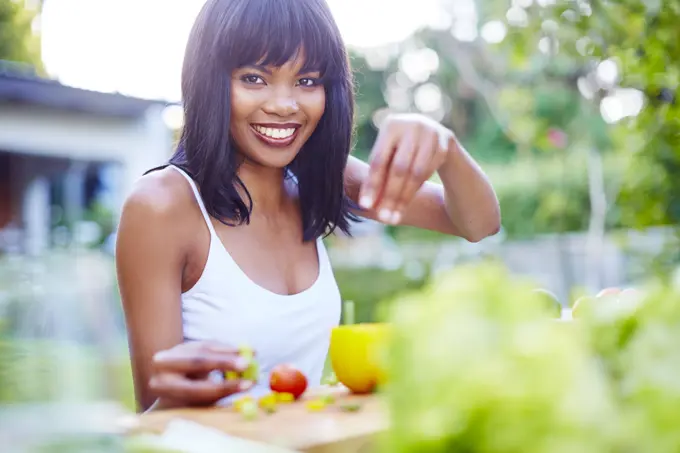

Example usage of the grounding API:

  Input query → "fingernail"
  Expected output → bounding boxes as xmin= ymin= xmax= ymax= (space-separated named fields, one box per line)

xmin=391 ymin=212 xmax=402 ymax=224
xmin=359 ymin=195 xmax=373 ymax=209
xmin=239 ymin=380 xmax=254 ymax=391
xmin=235 ymin=357 xmax=250 ymax=371
xmin=378 ymin=209 xmax=392 ymax=223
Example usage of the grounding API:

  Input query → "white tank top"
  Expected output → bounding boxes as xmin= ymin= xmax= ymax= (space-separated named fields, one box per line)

xmin=170 ymin=165 xmax=342 ymax=404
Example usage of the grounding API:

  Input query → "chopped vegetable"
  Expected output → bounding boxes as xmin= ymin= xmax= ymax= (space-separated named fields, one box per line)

xmin=275 ymin=392 xmax=295 ymax=403
xmin=262 ymin=405 xmax=277 ymax=415
xmin=240 ymin=400 xmax=258 ymax=420
xmin=223 ymin=344 xmax=259 ymax=382
xmin=305 ymin=399 xmax=327 ymax=412
xmin=258 ymin=393 xmax=278 ymax=412
xmin=238 ymin=345 xmax=254 ymax=361
xmin=232 ymin=395 xmax=253 ymax=412
xmin=339 ymin=402 xmax=362 ymax=412
xmin=240 ymin=348 xmax=259 ymax=381
xmin=322 ymin=372 xmax=339 ymax=386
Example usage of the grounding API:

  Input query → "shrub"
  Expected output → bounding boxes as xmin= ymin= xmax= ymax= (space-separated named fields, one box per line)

xmin=380 ymin=261 xmax=680 ymax=452
xmin=389 ymin=154 xmax=634 ymax=243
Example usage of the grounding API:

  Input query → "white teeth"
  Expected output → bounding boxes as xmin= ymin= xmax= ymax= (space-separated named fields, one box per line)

xmin=253 ymin=125 xmax=296 ymax=139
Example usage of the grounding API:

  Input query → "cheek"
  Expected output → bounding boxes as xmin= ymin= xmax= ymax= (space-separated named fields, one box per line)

xmin=228 ymin=92 xmax=253 ymax=155
xmin=230 ymin=85 xmax=251 ymax=123
xmin=306 ymin=90 xmax=326 ymax=126
xmin=229 ymin=85 xmax=258 ymax=139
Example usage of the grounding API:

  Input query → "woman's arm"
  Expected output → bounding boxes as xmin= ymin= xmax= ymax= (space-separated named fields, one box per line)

xmin=436 ymin=135 xmax=501 ymax=241
xmin=116 ymin=170 xmax=250 ymax=412
xmin=345 ymin=114 xmax=500 ymax=242
xmin=115 ymin=173 xmax=188 ymax=411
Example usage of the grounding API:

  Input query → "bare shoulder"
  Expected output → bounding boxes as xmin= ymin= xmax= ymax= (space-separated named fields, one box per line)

xmin=117 ymin=166 xmax=202 ymax=260
xmin=122 ymin=167 xmax=195 ymax=219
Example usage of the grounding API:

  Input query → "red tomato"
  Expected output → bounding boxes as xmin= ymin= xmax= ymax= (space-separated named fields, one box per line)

xmin=269 ymin=364 xmax=308 ymax=399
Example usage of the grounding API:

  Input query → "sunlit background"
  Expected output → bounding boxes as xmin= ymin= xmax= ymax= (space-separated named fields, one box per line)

xmin=41 ymin=0 xmax=444 ymax=102
xmin=3 ymin=0 xmax=680 ymax=451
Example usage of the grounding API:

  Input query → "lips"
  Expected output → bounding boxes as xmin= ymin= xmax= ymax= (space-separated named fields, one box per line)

xmin=250 ymin=123 xmax=301 ymax=148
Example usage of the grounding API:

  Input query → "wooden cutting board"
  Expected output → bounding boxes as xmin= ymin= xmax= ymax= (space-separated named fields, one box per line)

xmin=123 ymin=386 xmax=389 ymax=453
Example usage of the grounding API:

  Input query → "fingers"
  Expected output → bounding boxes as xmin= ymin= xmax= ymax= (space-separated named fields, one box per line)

xmin=391 ymin=133 xmax=440 ymax=217
xmin=149 ymin=373 xmax=253 ymax=405
xmin=359 ymin=116 xmax=453 ymax=225
xmin=366 ymin=130 xmax=448 ymax=224
xmin=372 ymin=132 xmax=418 ymax=224
xmin=358 ymin=126 xmax=399 ymax=211
xmin=153 ymin=347 xmax=249 ymax=375
xmin=149 ymin=341 xmax=257 ymax=406
xmin=152 ymin=341 xmax=255 ymax=375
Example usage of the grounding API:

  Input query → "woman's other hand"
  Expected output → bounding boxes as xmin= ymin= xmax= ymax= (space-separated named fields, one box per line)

xmin=358 ymin=113 xmax=453 ymax=224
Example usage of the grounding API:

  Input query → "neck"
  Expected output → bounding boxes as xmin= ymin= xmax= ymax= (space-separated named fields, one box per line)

xmin=236 ymin=159 xmax=289 ymax=215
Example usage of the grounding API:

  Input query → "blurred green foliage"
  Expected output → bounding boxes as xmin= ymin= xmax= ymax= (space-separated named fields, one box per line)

xmin=0 ymin=0 xmax=42 ymax=70
xmin=334 ymin=266 xmax=430 ymax=322
xmin=390 ymin=153 xmax=634 ymax=242
xmin=0 ymin=339 xmax=109 ymax=404
xmin=382 ymin=261 xmax=680 ymax=453
xmin=487 ymin=0 xmax=680 ymax=261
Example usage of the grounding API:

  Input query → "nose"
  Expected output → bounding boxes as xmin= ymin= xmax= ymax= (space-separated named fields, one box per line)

xmin=262 ymin=87 xmax=300 ymax=117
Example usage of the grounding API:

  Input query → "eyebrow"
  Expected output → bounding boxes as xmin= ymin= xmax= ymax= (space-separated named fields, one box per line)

xmin=240 ymin=64 xmax=322 ymax=76
xmin=242 ymin=64 xmax=272 ymax=75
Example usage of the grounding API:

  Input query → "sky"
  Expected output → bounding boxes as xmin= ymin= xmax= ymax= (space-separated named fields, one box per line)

xmin=37 ymin=0 xmax=641 ymax=125
xmin=40 ymin=0 xmax=444 ymax=103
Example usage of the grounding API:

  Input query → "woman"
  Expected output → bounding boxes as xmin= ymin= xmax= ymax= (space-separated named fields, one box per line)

xmin=116 ymin=0 xmax=500 ymax=412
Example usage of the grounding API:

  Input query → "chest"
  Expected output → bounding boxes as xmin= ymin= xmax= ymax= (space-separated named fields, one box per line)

xmin=212 ymin=219 xmax=321 ymax=296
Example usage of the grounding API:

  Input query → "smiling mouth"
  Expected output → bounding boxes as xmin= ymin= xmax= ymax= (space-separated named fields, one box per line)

xmin=250 ymin=124 xmax=301 ymax=148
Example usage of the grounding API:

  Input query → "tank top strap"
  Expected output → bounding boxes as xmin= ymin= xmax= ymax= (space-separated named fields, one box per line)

xmin=169 ymin=165 xmax=218 ymax=237
xmin=315 ymin=236 xmax=330 ymax=271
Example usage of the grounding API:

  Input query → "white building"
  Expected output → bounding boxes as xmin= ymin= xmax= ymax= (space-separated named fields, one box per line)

xmin=0 ymin=65 xmax=174 ymax=254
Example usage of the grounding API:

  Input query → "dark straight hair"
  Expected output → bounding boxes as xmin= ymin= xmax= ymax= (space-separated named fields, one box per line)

xmin=149 ymin=0 xmax=359 ymax=241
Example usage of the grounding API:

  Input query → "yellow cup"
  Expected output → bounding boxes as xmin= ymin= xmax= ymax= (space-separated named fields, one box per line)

xmin=329 ymin=323 xmax=390 ymax=394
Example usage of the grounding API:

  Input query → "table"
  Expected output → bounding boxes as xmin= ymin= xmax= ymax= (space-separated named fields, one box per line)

xmin=123 ymin=386 xmax=388 ymax=452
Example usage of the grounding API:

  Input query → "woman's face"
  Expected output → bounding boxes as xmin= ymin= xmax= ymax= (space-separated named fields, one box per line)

xmin=230 ymin=52 xmax=326 ymax=169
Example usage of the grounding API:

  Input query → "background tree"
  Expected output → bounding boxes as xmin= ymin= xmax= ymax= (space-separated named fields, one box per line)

xmin=0 ymin=0 xmax=43 ymax=71
xmin=484 ymin=0 xmax=680 ymax=273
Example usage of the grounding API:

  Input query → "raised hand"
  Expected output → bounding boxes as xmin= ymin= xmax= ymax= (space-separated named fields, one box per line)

xmin=358 ymin=113 xmax=453 ymax=224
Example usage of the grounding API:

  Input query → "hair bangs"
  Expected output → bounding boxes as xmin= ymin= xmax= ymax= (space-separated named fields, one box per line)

xmin=223 ymin=0 xmax=346 ymax=80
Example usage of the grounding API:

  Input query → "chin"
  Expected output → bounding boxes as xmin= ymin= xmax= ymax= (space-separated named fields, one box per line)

xmin=246 ymin=146 xmax=301 ymax=169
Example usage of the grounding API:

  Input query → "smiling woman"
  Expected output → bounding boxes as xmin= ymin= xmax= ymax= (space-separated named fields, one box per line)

xmin=115 ymin=0 xmax=500 ymax=414
xmin=117 ymin=0 xmax=356 ymax=413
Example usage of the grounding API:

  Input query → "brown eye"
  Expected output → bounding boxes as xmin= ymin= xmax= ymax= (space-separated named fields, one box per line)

xmin=297 ymin=77 xmax=320 ymax=87
xmin=241 ymin=74 xmax=265 ymax=85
